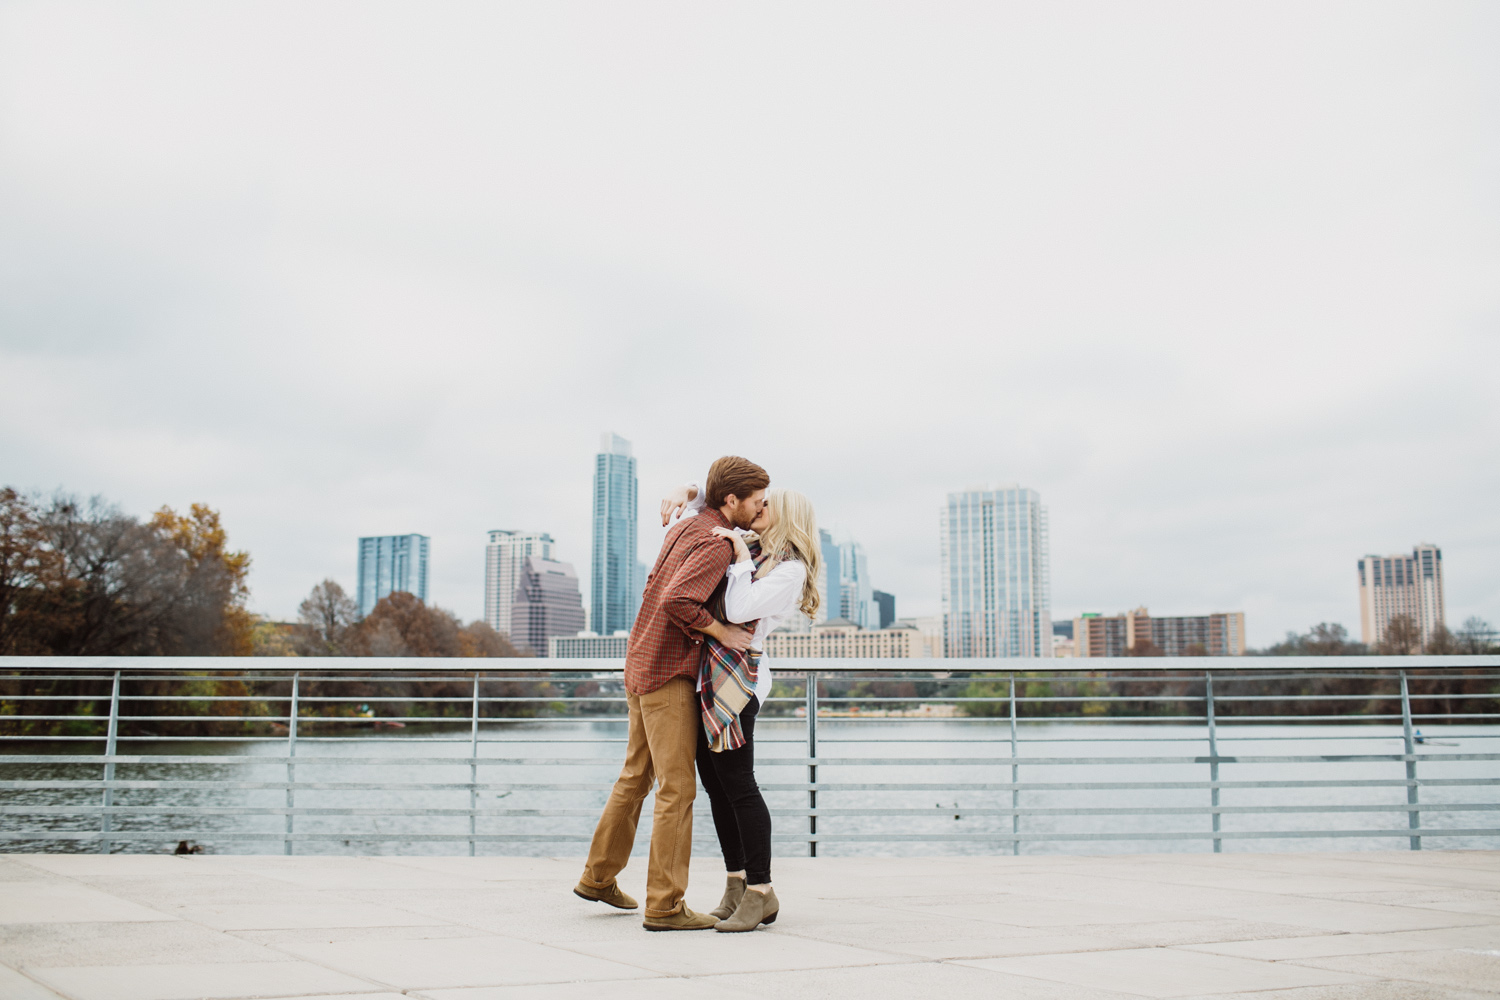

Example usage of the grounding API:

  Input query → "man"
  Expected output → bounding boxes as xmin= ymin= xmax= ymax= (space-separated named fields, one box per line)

xmin=574 ymin=455 xmax=770 ymax=930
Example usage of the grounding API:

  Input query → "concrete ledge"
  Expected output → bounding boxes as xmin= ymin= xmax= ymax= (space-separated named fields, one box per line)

xmin=0 ymin=851 xmax=1497 ymax=998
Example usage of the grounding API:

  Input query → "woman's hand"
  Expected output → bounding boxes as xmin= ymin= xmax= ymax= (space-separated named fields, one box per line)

xmin=711 ymin=526 xmax=752 ymax=564
xmin=660 ymin=484 xmax=697 ymax=526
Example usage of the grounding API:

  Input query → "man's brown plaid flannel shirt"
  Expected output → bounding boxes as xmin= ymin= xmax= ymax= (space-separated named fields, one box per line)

xmin=624 ymin=506 xmax=734 ymax=695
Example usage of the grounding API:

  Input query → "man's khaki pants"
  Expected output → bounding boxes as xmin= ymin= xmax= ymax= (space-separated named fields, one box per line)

xmin=579 ymin=676 xmax=697 ymax=918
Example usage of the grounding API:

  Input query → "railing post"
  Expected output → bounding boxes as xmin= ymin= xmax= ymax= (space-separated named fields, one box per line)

xmin=1206 ymin=672 xmax=1221 ymax=853
xmin=1009 ymin=674 xmax=1019 ymax=856
xmin=284 ymin=672 xmax=298 ymax=856
xmin=99 ymin=670 xmax=121 ymax=854
xmin=806 ymin=671 xmax=818 ymax=858
xmin=1400 ymin=669 xmax=1421 ymax=850
xmin=469 ymin=672 xmax=480 ymax=857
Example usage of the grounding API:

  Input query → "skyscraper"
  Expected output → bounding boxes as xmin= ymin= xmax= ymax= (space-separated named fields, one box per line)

xmin=1358 ymin=544 xmax=1445 ymax=647
xmin=940 ymin=485 xmax=1051 ymax=658
xmin=485 ymin=530 xmax=555 ymax=638
xmin=838 ymin=538 xmax=873 ymax=627
xmin=591 ymin=432 xmax=640 ymax=636
xmin=816 ymin=528 xmax=842 ymax=623
xmin=873 ymin=590 xmax=896 ymax=629
xmin=356 ymin=534 xmax=429 ymax=618
xmin=510 ymin=555 xmax=587 ymax=657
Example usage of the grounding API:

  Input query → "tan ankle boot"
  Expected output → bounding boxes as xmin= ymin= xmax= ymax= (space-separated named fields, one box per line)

xmin=710 ymin=876 xmax=746 ymax=920
xmin=716 ymin=886 xmax=778 ymax=931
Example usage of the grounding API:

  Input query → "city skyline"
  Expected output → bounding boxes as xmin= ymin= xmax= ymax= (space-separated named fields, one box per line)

xmin=338 ymin=461 xmax=1465 ymax=657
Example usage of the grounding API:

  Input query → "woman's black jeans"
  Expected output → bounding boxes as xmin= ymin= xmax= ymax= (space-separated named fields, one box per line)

xmin=696 ymin=695 xmax=772 ymax=885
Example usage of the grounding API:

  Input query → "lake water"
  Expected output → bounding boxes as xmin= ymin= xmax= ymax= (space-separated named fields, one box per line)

xmin=3 ymin=720 xmax=1496 ymax=856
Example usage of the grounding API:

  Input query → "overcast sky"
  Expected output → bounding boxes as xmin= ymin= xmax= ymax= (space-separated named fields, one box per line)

xmin=2 ymin=2 xmax=1496 ymax=647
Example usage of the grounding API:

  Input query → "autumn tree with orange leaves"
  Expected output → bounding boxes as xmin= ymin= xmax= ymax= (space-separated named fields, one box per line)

xmin=0 ymin=488 xmax=253 ymax=656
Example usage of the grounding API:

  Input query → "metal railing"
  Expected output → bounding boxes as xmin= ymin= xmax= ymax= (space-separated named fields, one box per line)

xmin=2 ymin=655 xmax=1497 ymax=855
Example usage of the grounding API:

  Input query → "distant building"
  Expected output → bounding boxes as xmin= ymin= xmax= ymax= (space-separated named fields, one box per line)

xmin=1074 ymin=611 xmax=1125 ymax=657
xmin=895 ymin=616 xmax=945 ymax=658
xmin=510 ymin=555 xmax=586 ymax=657
xmin=1073 ymin=607 xmax=1246 ymax=657
xmin=1358 ymin=544 xmax=1445 ymax=647
xmin=816 ymin=528 xmax=841 ymax=623
xmin=550 ymin=632 xmax=629 ymax=658
xmin=1052 ymin=619 xmax=1076 ymax=657
xmin=839 ymin=538 xmax=873 ymax=627
xmin=592 ymin=432 xmax=640 ymax=637
xmin=356 ymin=534 xmax=429 ymax=617
xmin=764 ymin=620 xmax=937 ymax=658
xmin=484 ymin=530 xmax=555 ymax=638
xmin=940 ymin=486 xmax=1051 ymax=657
xmin=873 ymin=590 xmax=896 ymax=629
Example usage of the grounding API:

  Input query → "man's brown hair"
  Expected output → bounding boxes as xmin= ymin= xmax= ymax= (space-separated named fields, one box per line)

xmin=705 ymin=456 xmax=770 ymax=509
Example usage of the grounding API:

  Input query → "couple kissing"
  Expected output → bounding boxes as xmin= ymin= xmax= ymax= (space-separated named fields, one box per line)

xmin=573 ymin=455 xmax=823 ymax=931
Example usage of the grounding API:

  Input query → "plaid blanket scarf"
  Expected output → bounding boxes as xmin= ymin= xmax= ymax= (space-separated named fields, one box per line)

xmin=698 ymin=539 xmax=779 ymax=753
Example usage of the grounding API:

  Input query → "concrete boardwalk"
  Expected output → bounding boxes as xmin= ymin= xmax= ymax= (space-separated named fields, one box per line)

xmin=1 ymin=852 xmax=1498 ymax=1000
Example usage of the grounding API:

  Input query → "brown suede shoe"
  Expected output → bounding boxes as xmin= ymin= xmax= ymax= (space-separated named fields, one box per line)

xmin=716 ymin=886 xmax=778 ymax=931
xmin=573 ymin=880 xmax=638 ymax=910
xmin=710 ymin=876 xmax=746 ymax=920
xmin=642 ymin=905 xmax=718 ymax=931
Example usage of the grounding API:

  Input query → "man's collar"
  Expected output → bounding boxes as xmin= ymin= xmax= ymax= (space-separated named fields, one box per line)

xmin=702 ymin=507 xmax=731 ymax=529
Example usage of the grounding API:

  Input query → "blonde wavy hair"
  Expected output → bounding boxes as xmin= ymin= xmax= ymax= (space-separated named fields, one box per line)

xmin=753 ymin=488 xmax=822 ymax=620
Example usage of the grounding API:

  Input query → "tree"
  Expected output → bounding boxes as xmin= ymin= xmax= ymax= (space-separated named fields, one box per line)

xmin=0 ymin=489 xmax=254 ymax=656
xmin=0 ymin=488 xmax=64 ymax=654
xmin=1456 ymin=617 xmax=1498 ymax=654
xmin=457 ymin=620 xmax=526 ymax=658
xmin=1378 ymin=614 xmax=1422 ymax=655
xmin=1261 ymin=622 xmax=1363 ymax=656
xmin=341 ymin=591 xmax=528 ymax=658
xmin=295 ymin=580 xmax=359 ymax=655
xmin=1126 ymin=639 xmax=1164 ymax=657
xmin=1423 ymin=624 xmax=1460 ymax=655
xmin=148 ymin=503 xmax=254 ymax=656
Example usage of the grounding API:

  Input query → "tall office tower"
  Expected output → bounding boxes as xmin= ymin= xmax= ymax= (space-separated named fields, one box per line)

xmin=484 ymin=530 xmax=555 ymax=637
xmin=940 ymin=486 xmax=1052 ymax=658
xmin=591 ymin=432 xmax=640 ymax=636
xmin=510 ymin=555 xmax=587 ymax=657
xmin=1358 ymin=544 xmax=1445 ymax=647
xmin=873 ymin=590 xmax=896 ymax=629
xmin=838 ymin=538 xmax=873 ymax=627
xmin=816 ymin=528 xmax=842 ymax=623
xmin=356 ymin=534 xmax=430 ymax=617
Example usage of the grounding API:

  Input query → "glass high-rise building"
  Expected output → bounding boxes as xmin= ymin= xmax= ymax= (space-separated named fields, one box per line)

xmin=485 ymin=530 xmax=555 ymax=638
xmin=839 ymin=538 xmax=873 ymax=627
xmin=356 ymin=534 xmax=430 ymax=617
xmin=940 ymin=486 xmax=1051 ymax=658
xmin=816 ymin=528 xmax=842 ymax=623
xmin=591 ymin=432 xmax=640 ymax=636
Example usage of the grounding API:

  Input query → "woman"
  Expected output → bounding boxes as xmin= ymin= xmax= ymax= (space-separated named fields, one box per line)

xmin=663 ymin=482 xmax=822 ymax=932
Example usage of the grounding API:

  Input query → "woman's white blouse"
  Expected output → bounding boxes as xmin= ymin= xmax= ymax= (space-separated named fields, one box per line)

xmin=683 ymin=485 xmax=802 ymax=705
